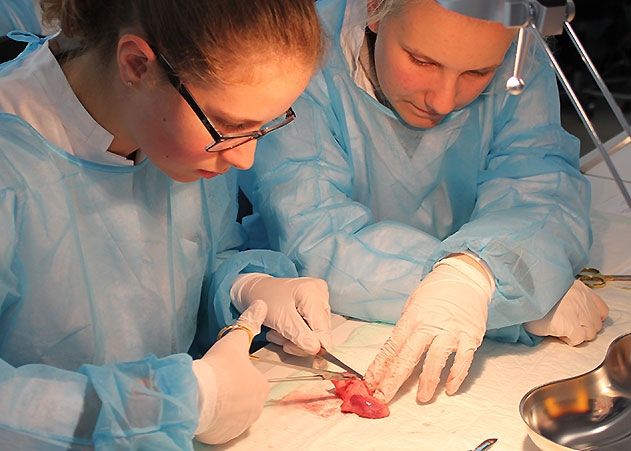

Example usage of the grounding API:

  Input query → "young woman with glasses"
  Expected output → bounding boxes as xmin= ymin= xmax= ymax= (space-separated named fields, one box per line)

xmin=0 ymin=0 xmax=331 ymax=448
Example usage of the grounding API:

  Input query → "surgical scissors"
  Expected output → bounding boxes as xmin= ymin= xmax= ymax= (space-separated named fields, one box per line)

xmin=577 ymin=267 xmax=631 ymax=288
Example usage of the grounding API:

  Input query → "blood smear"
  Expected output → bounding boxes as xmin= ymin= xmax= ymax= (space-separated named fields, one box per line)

xmin=279 ymin=390 xmax=340 ymax=418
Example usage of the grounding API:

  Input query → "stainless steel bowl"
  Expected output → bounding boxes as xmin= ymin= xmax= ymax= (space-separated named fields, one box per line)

xmin=520 ymin=332 xmax=631 ymax=450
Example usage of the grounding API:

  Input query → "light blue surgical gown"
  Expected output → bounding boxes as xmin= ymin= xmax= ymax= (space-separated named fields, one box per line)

xmin=241 ymin=0 xmax=592 ymax=344
xmin=0 ymin=0 xmax=41 ymax=35
xmin=0 ymin=35 xmax=297 ymax=450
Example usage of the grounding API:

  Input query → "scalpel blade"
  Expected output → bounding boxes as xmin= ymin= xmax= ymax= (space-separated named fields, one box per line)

xmin=317 ymin=348 xmax=364 ymax=380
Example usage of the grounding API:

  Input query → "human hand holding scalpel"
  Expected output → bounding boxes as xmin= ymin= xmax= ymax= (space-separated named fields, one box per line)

xmin=231 ymin=273 xmax=332 ymax=355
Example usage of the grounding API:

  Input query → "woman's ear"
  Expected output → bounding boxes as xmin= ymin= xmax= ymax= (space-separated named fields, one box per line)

xmin=367 ymin=21 xmax=379 ymax=33
xmin=116 ymin=34 xmax=156 ymax=87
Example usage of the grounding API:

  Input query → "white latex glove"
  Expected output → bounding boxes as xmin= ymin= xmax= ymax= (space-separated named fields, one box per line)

xmin=524 ymin=280 xmax=609 ymax=346
xmin=230 ymin=273 xmax=332 ymax=355
xmin=192 ymin=300 xmax=269 ymax=445
xmin=365 ymin=254 xmax=495 ymax=404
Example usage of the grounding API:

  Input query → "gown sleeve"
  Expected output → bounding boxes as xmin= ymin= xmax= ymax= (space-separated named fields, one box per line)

xmin=0 ymin=0 xmax=41 ymax=35
xmin=0 ymin=189 xmax=200 ymax=450
xmin=435 ymin=50 xmax=591 ymax=341
xmin=240 ymin=91 xmax=441 ymax=326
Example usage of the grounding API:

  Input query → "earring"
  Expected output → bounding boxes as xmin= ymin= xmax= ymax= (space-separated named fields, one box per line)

xmin=127 ymin=81 xmax=133 ymax=87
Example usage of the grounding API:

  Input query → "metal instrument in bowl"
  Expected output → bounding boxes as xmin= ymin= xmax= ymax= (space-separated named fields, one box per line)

xmin=520 ymin=332 xmax=631 ymax=450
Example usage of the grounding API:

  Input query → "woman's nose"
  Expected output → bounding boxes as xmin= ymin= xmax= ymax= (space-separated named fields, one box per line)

xmin=426 ymin=75 xmax=458 ymax=116
xmin=221 ymin=139 xmax=257 ymax=170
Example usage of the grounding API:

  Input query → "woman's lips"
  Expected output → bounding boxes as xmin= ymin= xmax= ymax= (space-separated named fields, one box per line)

xmin=410 ymin=103 xmax=435 ymax=117
xmin=197 ymin=169 xmax=219 ymax=179
xmin=408 ymin=102 xmax=444 ymax=125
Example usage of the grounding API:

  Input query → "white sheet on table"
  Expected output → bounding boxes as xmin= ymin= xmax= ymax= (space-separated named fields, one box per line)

xmin=193 ymin=211 xmax=631 ymax=451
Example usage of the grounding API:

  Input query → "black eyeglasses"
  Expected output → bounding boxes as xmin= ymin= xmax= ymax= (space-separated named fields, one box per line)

xmin=153 ymin=49 xmax=296 ymax=152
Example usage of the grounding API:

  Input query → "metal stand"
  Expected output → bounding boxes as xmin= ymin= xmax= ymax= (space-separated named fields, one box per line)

xmin=530 ymin=24 xmax=631 ymax=210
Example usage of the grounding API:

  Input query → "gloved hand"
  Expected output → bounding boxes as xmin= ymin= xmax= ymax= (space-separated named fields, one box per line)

xmin=365 ymin=254 xmax=495 ymax=404
xmin=524 ymin=280 xmax=609 ymax=346
xmin=230 ymin=273 xmax=332 ymax=355
xmin=192 ymin=300 xmax=269 ymax=445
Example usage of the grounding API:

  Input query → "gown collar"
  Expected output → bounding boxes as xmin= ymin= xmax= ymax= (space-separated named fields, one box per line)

xmin=1 ymin=34 xmax=137 ymax=166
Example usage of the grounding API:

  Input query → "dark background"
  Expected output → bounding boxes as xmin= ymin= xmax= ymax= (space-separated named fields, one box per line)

xmin=553 ymin=1 xmax=631 ymax=155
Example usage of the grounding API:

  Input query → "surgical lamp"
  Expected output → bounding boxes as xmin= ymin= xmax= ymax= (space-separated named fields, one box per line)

xmin=438 ymin=0 xmax=631 ymax=210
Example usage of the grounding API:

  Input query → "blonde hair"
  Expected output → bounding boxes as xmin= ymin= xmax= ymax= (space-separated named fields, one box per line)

xmin=40 ymin=0 xmax=325 ymax=84
xmin=367 ymin=0 xmax=416 ymax=23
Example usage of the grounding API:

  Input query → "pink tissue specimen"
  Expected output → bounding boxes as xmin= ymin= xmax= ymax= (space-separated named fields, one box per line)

xmin=278 ymin=378 xmax=390 ymax=419
xmin=332 ymin=378 xmax=390 ymax=419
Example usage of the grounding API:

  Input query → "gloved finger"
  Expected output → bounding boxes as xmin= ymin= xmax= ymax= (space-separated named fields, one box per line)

xmin=572 ymin=291 xmax=603 ymax=344
xmin=417 ymin=334 xmax=458 ymax=403
xmin=315 ymin=331 xmax=333 ymax=352
xmin=578 ymin=303 xmax=603 ymax=344
xmin=265 ymin=330 xmax=311 ymax=357
xmin=268 ymin=305 xmax=322 ymax=354
xmin=374 ymin=330 xmax=433 ymax=403
xmin=445 ymin=339 xmax=476 ymax=396
xmin=586 ymin=290 xmax=609 ymax=324
xmin=560 ymin=301 xmax=586 ymax=346
xmin=595 ymin=295 xmax=609 ymax=321
xmin=558 ymin=324 xmax=584 ymax=346
xmin=365 ymin=309 xmax=424 ymax=391
xmin=580 ymin=324 xmax=598 ymax=344
xmin=235 ymin=299 xmax=268 ymax=337
xmin=560 ymin=334 xmax=584 ymax=346
xmin=265 ymin=329 xmax=285 ymax=347
xmin=294 ymin=278 xmax=332 ymax=347
xmin=585 ymin=302 xmax=604 ymax=338
xmin=574 ymin=280 xmax=609 ymax=321
xmin=282 ymin=341 xmax=313 ymax=356
xmin=578 ymin=285 xmax=607 ymax=337
xmin=365 ymin=336 xmax=399 ymax=392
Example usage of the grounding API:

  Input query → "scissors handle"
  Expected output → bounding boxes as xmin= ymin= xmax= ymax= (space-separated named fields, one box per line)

xmin=579 ymin=267 xmax=600 ymax=275
xmin=579 ymin=274 xmax=607 ymax=288
xmin=578 ymin=267 xmax=631 ymax=288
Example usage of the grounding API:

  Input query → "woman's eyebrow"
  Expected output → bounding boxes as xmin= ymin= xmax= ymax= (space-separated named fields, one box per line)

xmin=468 ymin=63 xmax=502 ymax=72
xmin=407 ymin=49 xmax=440 ymax=64
xmin=210 ymin=114 xmax=264 ymax=129
xmin=407 ymin=48 xmax=501 ymax=72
